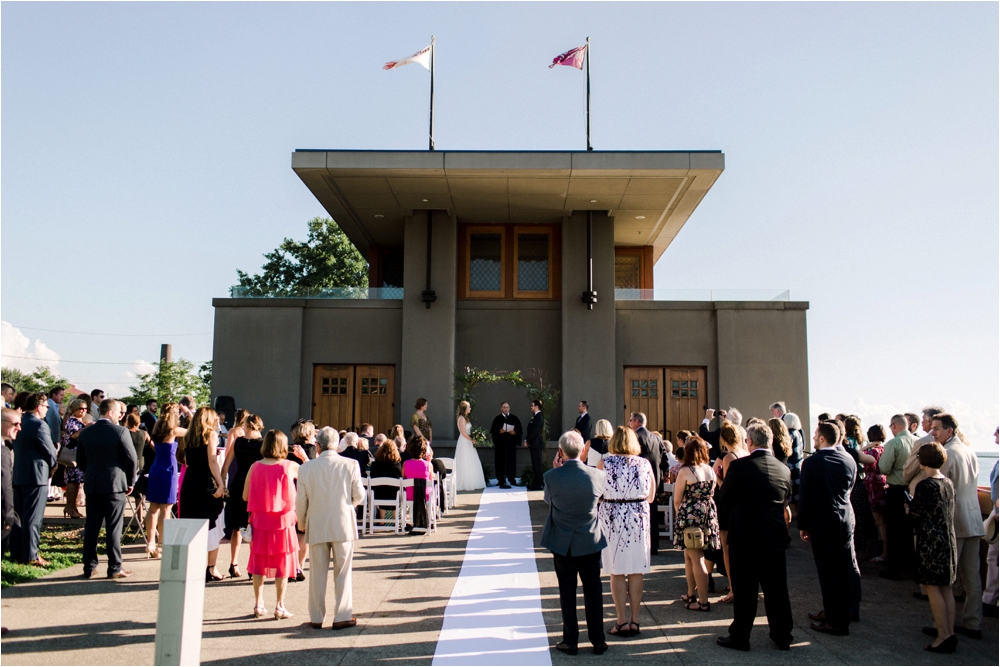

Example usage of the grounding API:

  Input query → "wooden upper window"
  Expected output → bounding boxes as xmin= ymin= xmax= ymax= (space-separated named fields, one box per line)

xmin=459 ymin=224 xmax=560 ymax=299
xmin=614 ymin=247 xmax=654 ymax=291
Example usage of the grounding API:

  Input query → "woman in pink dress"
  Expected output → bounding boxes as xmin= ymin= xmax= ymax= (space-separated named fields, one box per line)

xmin=402 ymin=436 xmax=433 ymax=503
xmin=243 ymin=429 xmax=299 ymax=620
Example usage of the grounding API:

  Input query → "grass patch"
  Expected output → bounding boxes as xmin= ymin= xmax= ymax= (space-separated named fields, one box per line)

xmin=0 ymin=523 xmax=133 ymax=588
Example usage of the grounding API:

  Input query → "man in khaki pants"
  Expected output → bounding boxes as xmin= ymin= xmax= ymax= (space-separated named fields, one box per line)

xmin=296 ymin=426 xmax=365 ymax=629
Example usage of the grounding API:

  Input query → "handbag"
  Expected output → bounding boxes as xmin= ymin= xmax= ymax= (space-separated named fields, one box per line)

xmin=57 ymin=445 xmax=77 ymax=467
xmin=683 ymin=526 xmax=705 ymax=550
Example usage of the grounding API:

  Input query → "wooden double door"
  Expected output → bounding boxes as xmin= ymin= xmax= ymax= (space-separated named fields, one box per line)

xmin=312 ymin=364 xmax=395 ymax=434
xmin=623 ymin=366 xmax=706 ymax=442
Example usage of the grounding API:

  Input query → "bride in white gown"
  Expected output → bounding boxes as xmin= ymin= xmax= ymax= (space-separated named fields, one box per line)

xmin=454 ymin=401 xmax=486 ymax=491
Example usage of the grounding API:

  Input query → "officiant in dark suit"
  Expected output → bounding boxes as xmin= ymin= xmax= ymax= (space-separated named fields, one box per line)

xmin=490 ymin=402 xmax=522 ymax=489
xmin=574 ymin=402 xmax=593 ymax=442
xmin=524 ymin=400 xmax=545 ymax=491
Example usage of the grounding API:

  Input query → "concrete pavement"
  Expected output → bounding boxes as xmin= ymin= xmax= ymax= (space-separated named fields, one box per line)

xmin=2 ymin=489 xmax=997 ymax=665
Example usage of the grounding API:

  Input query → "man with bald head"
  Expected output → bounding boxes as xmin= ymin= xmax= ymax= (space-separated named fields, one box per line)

xmin=877 ymin=414 xmax=917 ymax=581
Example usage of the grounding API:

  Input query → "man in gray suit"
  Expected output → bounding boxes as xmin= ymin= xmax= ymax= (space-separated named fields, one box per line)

xmin=77 ymin=400 xmax=137 ymax=579
xmin=11 ymin=393 xmax=57 ymax=565
xmin=541 ymin=430 xmax=608 ymax=656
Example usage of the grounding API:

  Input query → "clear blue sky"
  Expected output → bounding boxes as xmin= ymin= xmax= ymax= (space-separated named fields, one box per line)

xmin=2 ymin=2 xmax=997 ymax=444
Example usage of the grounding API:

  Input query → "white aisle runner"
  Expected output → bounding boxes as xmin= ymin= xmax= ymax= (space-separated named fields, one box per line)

xmin=432 ymin=486 xmax=552 ymax=666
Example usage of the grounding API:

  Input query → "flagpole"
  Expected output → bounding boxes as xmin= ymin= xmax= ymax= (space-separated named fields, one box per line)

xmin=586 ymin=36 xmax=592 ymax=151
xmin=429 ymin=36 xmax=436 ymax=151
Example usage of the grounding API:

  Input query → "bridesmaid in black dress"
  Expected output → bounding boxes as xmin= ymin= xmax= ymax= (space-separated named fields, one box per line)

xmin=178 ymin=407 xmax=226 ymax=581
xmin=220 ymin=414 xmax=264 ymax=578
xmin=908 ymin=442 xmax=958 ymax=653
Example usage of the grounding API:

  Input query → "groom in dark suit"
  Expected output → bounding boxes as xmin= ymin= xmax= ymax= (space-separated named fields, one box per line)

xmin=523 ymin=400 xmax=545 ymax=491
xmin=489 ymin=402 xmax=522 ymax=489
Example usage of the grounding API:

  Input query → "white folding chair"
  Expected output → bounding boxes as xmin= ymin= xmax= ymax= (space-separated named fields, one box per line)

xmin=368 ymin=477 xmax=403 ymax=535
xmin=658 ymin=482 xmax=675 ymax=543
xmin=124 ymin=494 xmax=148 ymax=544
xmin=436 ymin=457 xmax=456 ymax=511
xmin=402 ymin=477 xmax=436 ymax=534
xmin=357 ymin=476 xmax=370 ymax=536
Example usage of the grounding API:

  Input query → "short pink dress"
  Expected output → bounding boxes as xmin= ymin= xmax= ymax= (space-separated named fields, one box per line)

xmin=246 ymin=460 xmax=299 ymax=579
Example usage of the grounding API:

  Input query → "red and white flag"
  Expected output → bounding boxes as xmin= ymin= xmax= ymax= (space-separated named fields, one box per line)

xmin=384 ymin=45 xmax=432 ymax=71
xmin=549 ymin=44 xmax=587 ymax=69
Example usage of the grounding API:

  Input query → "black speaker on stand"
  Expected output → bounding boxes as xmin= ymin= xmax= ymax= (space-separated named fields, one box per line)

xmin=214 ymin=396 xmax=236 ymax=429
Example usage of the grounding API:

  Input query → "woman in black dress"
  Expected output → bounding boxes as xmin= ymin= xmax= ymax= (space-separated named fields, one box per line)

xmin=908 ymin=442 xmax=958 ymax=653
xmin=220 ymin=414 xmax=264 ymax=578
xmin=178 ymin=407 xmax=226 ymax=581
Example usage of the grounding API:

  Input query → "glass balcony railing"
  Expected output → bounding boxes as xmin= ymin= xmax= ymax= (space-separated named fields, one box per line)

xmin=615 ymin=289 xmax=791 ymax=301
xmin=228 ymin=286 xmax=403 ymax=299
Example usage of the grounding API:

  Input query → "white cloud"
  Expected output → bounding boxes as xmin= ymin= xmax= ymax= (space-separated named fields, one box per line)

xmin=0 ymin=321 xmax=61 ymax=375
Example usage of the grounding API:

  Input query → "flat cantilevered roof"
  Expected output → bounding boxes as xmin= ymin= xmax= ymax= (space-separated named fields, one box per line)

xmin=292 ymin=150 xmax=724 ymax=262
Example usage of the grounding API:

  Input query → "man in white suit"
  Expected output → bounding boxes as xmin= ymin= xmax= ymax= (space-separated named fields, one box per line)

xmin=296 ymin=426 xmax=366 ymax=629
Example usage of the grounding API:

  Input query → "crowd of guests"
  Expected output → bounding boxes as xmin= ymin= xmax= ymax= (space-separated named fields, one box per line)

xmin=0 ymin=387 xmax=460 ymax=630
xmin=540 ymin=402 xmax=998 ymax=655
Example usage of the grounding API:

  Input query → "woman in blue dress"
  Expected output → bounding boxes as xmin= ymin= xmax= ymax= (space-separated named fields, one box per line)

xmin=144 ymin=404 xmax=186 ymax=558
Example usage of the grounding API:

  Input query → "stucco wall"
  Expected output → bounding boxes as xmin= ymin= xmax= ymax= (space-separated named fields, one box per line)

xmin=561 ymin=211 xmax=618 ymax=432
xmin=297 ymin=301 xmax=403 ymax=425
xmin=716 ymin=303 xmax=810 ymax=429
xmin=455 ymin=301 xmax=563 ymax=435
xmin=211 ymin=301 xmax=304 ymax=433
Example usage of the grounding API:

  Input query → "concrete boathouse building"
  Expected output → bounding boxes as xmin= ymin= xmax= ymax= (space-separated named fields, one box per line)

xmin=211 ymin=149 xmax=810 ymax=447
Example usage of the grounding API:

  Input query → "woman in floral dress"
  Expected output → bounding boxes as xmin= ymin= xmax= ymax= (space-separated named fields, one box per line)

xmin=598 ymin=426 xmax=655 ymax=637
xmin=60 ymin=399 xmax=89 ymax=518
xmin=674 ymin=436 xmax=721 ymax=612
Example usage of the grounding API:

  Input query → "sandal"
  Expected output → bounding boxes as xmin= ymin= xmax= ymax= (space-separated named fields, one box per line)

xmin=252 ymin=605 xmax=267 ymax=618
xmin=608 ymin=622 xmax=632 ymax=637
xmin=680 ymin=593 xmax=697 ymax=604
xmin=629 ymin=622 xmax=640 ymax=635
xmin=685 ymin=600 xmax=711 ymax=612
xmin=719 ymin=592 xmax=735 ymax=603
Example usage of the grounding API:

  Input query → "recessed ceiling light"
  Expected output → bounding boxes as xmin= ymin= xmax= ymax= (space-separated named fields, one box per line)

xmin=374 ymin=214 xmax=384 ymax=218
xmin=635 ymin=215 xmax=645 ymax=220
xmin=590 ymin=199 xmax=598 ymax=203
xmin=422 ymin=198 xmax=429 ymax=202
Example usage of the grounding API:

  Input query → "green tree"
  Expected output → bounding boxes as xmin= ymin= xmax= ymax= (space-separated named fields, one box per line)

xmin=1 ymin=366 xmax=71 ymax=395
xmin=123 ymin=358 xmax=211 ymax=407
xmin=234 ymin=217 xmax=368 ymax=296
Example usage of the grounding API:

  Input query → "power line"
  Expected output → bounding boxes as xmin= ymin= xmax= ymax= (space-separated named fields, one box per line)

xmin=1 ymin=355 xmax=208 ymax=366
xmin=7 ymin=325 xmax=212 ymax=337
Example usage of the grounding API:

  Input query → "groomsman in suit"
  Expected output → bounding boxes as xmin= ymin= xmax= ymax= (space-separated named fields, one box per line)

xmin=574 ymin=402 xmax=593 ymax=442
xmin=629 ymin=412 xmax=662 ymax=555
xmin=11 ymin=393 xmax=57 ymax=566
xmin=490 ymin=402 xmax=522 ymax=489
xmin=524 ymin=400 xmax=545 ymax=491
xmin=799 ymin=421 xmax=857 ymax=635
xmin=717 ymin=422 xmax=794 ymax=652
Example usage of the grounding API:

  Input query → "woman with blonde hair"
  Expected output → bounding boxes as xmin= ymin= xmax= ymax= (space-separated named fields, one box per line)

xmin=244 ymin=430 xmax=300 ymax=620
xmin=598 ymin=426 xmax=655 ymax=637
xmin=453 ymin=400 xmax=485 ymax=491
xmin=584 ymin=419 xmax=614 ymax=467
xmin=60 ymin=398 xmax=89 ymax=518
xmin=144 ymin=404 xmax=186 ymax=558
xmin=178 ymin=408 xmax=226 ymax=581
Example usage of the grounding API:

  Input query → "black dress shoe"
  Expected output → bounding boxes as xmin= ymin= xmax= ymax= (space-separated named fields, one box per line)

xmin=810 ymin=622 xmax=848 ymax=636
xmin=924 ymin=634 xmax=958 ymax=653
xmin=593 ymin=643 xmax=609 ymax=655
xmin=955 ymin=626 xmax=982 ymax=639
xmin=81 ymin=571 xmax=93 ymax=580
xmin=808 ymin=610 xmax=827 ymax=622
xmin=554 ymin=642 xmax=578 ymax=655
xmin=716 ymin=636 xmax=750 ymax=651
xmin=499 ymin=483 xmax=511 ymax=489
